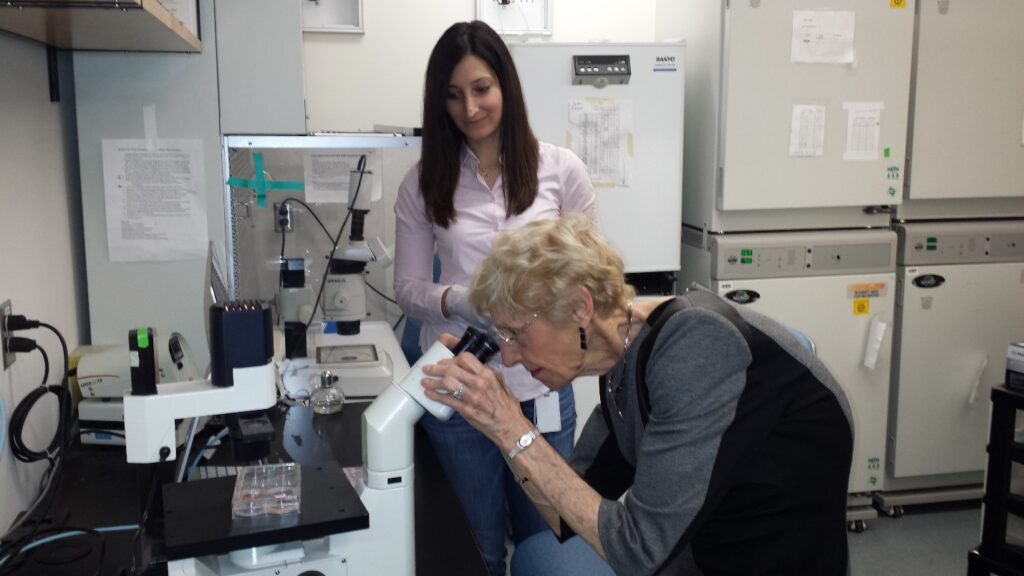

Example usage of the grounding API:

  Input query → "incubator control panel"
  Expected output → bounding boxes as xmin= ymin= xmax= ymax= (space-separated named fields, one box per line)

xmin=895 ymin=222 xmax=1024 ymax=266
xmin=707 ymin=230 xmax=897 ymax=280
xmin=572 ymin=55 xmax=631 ymax=86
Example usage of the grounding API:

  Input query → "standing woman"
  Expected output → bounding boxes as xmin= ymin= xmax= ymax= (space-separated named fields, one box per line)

xmin=393 ymin=20 xmax=598 ymax=575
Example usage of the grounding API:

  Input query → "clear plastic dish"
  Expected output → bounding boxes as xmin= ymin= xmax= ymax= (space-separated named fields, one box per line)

xmin=232 ymin=463 xmax=302 ymax=518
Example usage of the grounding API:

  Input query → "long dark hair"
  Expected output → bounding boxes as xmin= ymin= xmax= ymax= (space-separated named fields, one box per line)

xmin=420 ymin=20 xmax=539 ymax=228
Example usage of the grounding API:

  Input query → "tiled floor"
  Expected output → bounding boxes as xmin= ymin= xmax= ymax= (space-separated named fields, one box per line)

xmin=849 ymin=501 xmax=982 ymax=576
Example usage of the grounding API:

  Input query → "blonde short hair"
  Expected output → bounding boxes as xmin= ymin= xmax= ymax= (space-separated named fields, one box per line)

xmin=469 ymin=214 xmax=635 ymax=326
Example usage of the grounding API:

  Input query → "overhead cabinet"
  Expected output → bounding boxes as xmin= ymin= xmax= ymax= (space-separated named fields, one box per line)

xmin=0 ymin=0 xmax=200 ymax=52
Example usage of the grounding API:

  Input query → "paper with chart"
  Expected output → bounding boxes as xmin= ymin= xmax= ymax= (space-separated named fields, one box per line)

xmin=789 ymin=104 xmax=827 ymax=157
xmin=567 ymin=98 xmax=633 ymax=187
xmin=843 ymin=101 xmax=884 ymax=161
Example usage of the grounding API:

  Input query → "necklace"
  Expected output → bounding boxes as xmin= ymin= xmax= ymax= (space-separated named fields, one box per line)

xmin=606 ymin=300 xmax=634 ymax=421
xmin=622 ymin=299 xmax=634 ymax=353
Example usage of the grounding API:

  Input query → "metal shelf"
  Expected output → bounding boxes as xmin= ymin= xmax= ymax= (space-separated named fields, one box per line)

xmin=0 ymin=0 xmax=200 ymax=52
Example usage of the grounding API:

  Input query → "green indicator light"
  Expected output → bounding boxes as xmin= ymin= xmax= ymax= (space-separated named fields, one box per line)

xmin=926 ymin=246 xmax=937 ymax=252
xmin=137 ymin=328 xmax=150 ymax=349
xmin=884 ymin=147 xmax=890 ymax=158
xmin=741 ymin=249 xmax=753 ymax=256
xmin=741 ymin=257 xmax=753 ymax=264
xmin=927 ymin=237 xmax=937 ymax=243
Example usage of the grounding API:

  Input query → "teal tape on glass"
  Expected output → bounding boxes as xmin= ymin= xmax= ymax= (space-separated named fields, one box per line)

xmin=226 ymin=152 xmax=304 ymax=208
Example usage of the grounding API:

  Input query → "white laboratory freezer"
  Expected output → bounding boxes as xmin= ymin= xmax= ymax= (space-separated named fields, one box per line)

xmin=884 ymin=222 xmax=1024 ymax=498
xmin=510 ymin=42 xmax=684 ymax=274
xmin=682 ymin=228 xmax=898 ymax=497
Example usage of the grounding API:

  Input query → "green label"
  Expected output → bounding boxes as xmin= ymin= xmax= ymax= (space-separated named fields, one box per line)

xmin=741 ymin=257 xmax=753 ymax=264
xmin=741 ymin=249 xmax=753 ymax=256
xmin=137 ymin=329 xmax=150 ymax=349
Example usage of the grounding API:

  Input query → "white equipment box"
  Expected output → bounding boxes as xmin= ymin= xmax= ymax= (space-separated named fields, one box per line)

xmin=679 ymin=0 xmax=915 ymax=231
xmin=510 ymin=42 xmax=684 ymax=274
xmin=902 ymin=0 xmax=1024 ymax=207
xmin=885 ymin=221 xmax=1024 ymax=495
xmin=682 ymin=229 xmax=897 ymax=498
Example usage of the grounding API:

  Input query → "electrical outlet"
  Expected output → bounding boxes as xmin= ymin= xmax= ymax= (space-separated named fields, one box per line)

xmin=273 ymin=202 xmax=294 ymax=233
xmin=1 ymin=299 xmax=14 ymax=369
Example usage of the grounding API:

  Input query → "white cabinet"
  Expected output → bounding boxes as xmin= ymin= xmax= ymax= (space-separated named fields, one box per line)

xmin=898 ymin=0 xmax=1024 ymax=220
xmin=681 ymin=0 xmax=915 ymax=232
xmin=215 ymin=0 xmax=305 ymax=135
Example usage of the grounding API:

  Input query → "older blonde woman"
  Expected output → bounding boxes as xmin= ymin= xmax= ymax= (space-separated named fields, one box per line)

xmin=420 ymin=214 xmax=854 ymax=576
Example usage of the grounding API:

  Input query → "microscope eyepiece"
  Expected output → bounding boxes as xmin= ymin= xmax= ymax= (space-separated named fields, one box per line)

xmin=450 ymin=325 xmax=500 ymax=363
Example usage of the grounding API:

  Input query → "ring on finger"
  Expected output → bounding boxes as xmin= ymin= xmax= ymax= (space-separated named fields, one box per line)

xmin=452 ymin=380 xmax=465 ymax=401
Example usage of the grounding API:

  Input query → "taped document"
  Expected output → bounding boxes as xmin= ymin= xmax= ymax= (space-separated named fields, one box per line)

xmin=102 ymin=139 xmax=208 ymax=262
xmin=843 ymin=101 xmax=884 ymax=161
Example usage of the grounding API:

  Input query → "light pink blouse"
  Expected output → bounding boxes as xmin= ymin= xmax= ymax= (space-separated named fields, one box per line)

xmin=394 ymin=141 xmax=598 ymax=400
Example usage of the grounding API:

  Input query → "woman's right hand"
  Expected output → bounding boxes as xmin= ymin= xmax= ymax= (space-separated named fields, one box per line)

xmin=420 ymin=339 xmax=533 ymax=453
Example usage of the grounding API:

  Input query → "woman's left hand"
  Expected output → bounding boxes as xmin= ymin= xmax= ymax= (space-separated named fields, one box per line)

xmin=421 ymin=335 xmax=533 ymax=449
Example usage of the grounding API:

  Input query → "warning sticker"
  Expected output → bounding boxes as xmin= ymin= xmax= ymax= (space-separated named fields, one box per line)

xmin=890 ymin=0 xmax=907 ymax=8
xmin=853 ymin=299 xmax=870 ymax=316
xmin=847 ymin=282 xmax=887 ymax=299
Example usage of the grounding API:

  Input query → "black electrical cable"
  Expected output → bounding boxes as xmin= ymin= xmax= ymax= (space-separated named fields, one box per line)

xmin=279 ymin=197 xmax=336 ymax=245
xmin=1 ymin=320 xmax=72 ymax=576
xmin=278 ymin=196 xmax=348 ymax=286
xmin=287 ymin=155 xmax=367 ymax=360
xmin=37 ymin=323 xmax=68 ymax=390
xmin=0 ymin=526 xmax=105 ymax=576
xmin=392 ymin=313 xmax=406 ymax=332
xmin=305 ymin=155 xmax=367 ymax=328
xmin=8 ymin=384 xmax=69 ymax=464
xmin=38 ymin=346 xmax=49 ymax=390
xmin=365 ymin=282 xmax=398 ymax=305
xmin=124 ymin=447 xmax=170 ymax=576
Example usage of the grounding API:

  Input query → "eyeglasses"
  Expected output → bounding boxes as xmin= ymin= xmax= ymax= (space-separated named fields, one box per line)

xmin=493 ymin=313 xmax=539 ymax=346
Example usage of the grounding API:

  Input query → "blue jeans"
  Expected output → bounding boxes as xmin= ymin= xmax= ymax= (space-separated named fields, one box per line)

xmin=420 ymin=387 xmax=577 ymax=576
xmin=510 ymin=531 xmax=615 ymax=576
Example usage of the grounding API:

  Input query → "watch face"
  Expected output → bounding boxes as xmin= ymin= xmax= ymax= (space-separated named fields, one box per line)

xmin=519 ymin=432 xmax=535 ymax=448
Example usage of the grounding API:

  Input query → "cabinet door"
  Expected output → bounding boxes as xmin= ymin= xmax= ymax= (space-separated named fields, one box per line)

xmin=716 ymin=273 xmax=896 ymax=494
xmin=216 ymin=0 xmax=306 ymax=135
xmin=720 ymin=0 xmax=915 ymax=210
xmin=891 ymin=263 xmax=1024 ymax=478
xmin=908 ymin=0 xmax=1024 ymax=200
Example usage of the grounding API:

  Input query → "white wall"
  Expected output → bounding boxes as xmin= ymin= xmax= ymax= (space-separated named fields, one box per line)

xmin=303 ymin=0 xmax=658 ymax=131
xmin=0 ymin=33 xmax=87 ymax=533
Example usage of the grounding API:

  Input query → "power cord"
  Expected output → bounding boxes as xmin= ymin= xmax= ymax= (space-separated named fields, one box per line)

xmin=0 ymin=316 xmax=72 ymax=575
xmin=305 ymin=154 xmax=366 ymax=330
xmin=123 ymin=447 xmax=171 ymax=576
xmin=0 ymin=525 xmax=114 ymax=576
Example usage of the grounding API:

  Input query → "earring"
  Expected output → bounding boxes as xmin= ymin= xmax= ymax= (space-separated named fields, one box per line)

xmin=579 ymin=327 xmax=588 ymax=350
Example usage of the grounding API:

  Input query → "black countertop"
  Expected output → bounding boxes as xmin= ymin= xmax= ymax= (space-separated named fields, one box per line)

xmin=10 ymin=402 xmax=488 ymax=576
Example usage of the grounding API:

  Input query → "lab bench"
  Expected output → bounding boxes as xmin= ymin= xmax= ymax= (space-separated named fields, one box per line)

xmin=10 ymin=402 xmax=487 ymax=575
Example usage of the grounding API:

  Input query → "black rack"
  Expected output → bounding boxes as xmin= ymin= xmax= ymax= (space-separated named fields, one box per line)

xmin=968 ymin=385 xmax=1024 ymax=575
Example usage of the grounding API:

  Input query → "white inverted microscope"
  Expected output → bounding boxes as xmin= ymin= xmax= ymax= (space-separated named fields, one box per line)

xmin=129 ymin=307 xmax=499 ymax=575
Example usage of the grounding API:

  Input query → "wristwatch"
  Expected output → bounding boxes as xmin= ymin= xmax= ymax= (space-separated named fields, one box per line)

xmin=507 ymin=428 xmax=540 ymax=460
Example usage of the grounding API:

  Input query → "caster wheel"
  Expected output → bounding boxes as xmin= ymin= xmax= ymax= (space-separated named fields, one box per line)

xmin=847 ymin=520 xmax=868 ymax=533
xmin=880 ymin=504 xmax=904 ymax=518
